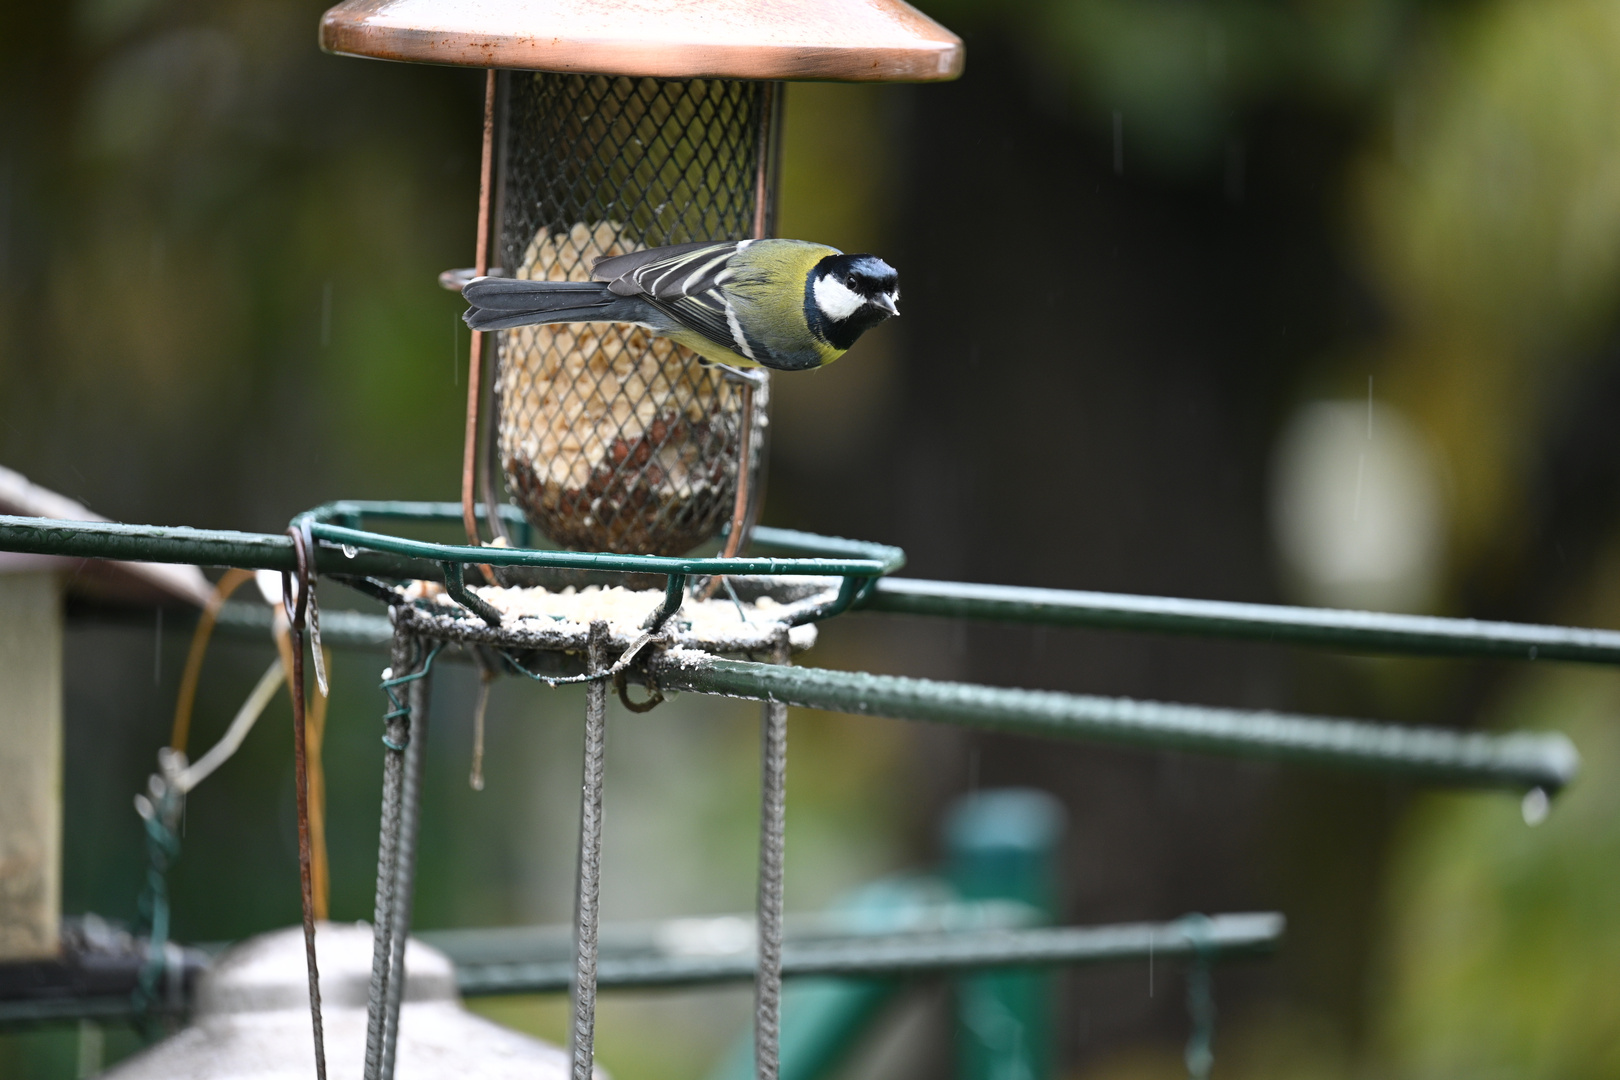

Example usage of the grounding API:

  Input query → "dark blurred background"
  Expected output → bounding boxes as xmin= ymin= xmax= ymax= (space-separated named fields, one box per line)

xmin=5 ymin=0 xmax=1620 ymax=1076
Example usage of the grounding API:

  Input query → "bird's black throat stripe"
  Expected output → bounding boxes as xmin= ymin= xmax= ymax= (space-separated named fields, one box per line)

xmin=804 ymin=271 xmax=885 ymax=355
xmin=804 ymin=274 xmax=854 ymax=353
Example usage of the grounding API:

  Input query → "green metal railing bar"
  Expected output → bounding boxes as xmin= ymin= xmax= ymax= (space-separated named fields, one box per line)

xmin=7 ymin=503 xmax=1589 ymax=792
xmin=308 ymin=499 xmax=528 ymax=532
xmin=298 ymin=501 xmax=907 ymax=576
xmin=861 ymin=578 xmax=1620 ymax=666
xmin=211 ymin=602 xmax=395 ymax=647
xmin=314 ymin=500 xmax=904 ymax=566
xmin=1 ymin=504 xmax=906 ymax=633
xmin=0 ymin=515 xmax=319 ymax=572
xmin=452 ymin=914 xmax=1282 ymax=996
xmin=649 ymin=656 xmax=1577 ymax=792
xmin=748 ymin=525 xmax=907 ymax=564
xmin=210 ymin=575 xmax=1620 ymax=672
xmin=302 ymin=520 xmax=895 ymax=577
xmin=0 ymin=996 xmax=183 ymax=1030
xmin=197 ymin=600 xmax=1577 ymax=791
xmin=0 ymin=915 xmax=1278 ymax=1029
xmin=21 ymin=503 xmax=1620 ymax=666
xmin=0 ymin=512 xmax=905 ymax=581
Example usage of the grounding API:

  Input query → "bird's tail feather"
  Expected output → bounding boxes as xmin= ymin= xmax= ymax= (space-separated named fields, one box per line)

xmin=462 ymin=278 xmax=643 ymax=331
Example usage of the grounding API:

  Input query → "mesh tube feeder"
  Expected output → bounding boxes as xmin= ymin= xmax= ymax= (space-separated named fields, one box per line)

xmin=323 ymin=0 xmax=964 ymax=560
xmin=318 ymin=5 xmax=962 ymax=1080
xmin=491 ymin=76 xmax=773 ymax=557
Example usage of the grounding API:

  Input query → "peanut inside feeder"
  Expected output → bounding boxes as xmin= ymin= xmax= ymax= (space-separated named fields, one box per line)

xmin=494 ymin=74 xmax=772 ymax=556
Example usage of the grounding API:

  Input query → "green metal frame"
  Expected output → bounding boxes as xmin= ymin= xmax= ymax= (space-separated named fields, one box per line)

xmin=3 ymin=500 xmax=1589 ymax=793
xmin=200 ymin=601 xmax=1576 ymax=792
xmin=293 ymin=501 xmax=905 ymax=577
xmin=0 ymin=498 xmax=1600 ymax=1075
xmin=13 ymin=502 xmax=1619 ymax=661
xmin=0 ymin=501 xmax=904 ymax=629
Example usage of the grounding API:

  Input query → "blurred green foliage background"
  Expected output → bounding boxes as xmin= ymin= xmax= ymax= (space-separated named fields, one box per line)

xmin=4 ymin=0 xmax=1620 ymax=1076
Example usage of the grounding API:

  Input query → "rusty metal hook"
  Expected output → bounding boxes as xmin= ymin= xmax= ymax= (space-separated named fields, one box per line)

xmin=613 ymin=667 xmax=665 ymax=713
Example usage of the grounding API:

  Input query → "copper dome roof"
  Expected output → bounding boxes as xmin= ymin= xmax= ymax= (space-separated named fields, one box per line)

xmin=319 ymin=0 xmax=963 ymax=82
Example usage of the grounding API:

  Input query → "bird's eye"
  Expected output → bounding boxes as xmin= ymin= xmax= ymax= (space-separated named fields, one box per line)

xmin=845 ymin=275 xmax=857 ymax=287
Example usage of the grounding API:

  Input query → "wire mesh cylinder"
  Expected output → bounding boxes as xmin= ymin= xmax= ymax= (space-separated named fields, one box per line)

xmin=493 ymin=74 xmax=777 ymax=556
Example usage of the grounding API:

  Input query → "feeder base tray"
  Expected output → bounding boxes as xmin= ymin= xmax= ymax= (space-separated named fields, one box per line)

xmin=395 ymin=576 xmax=824 ymax=670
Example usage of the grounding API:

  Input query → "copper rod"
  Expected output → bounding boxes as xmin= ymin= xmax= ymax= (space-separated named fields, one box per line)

xmin=462 ymin=69 xmax=498 ymax=548
xmin=284 ymin=527 xmax=327 ymax=1080
xmin=721 ymin=384 xmax=755 ymax=561
xmin=715 ymin=83 xmax=776 ymax=566
xmin=752 ymin=87 xmax=773 ymax=243
xmin=479 ymin=72 xmax=514 ymax=549
xmin=308 ymin=670 xmax=330 ymax=921
xmin=169 ymin=567 xmax=255 ymax=753
xmin=276 ymin=619 xmax=332 ymax=923
xmin=480 ymin=307 xmax=514 ymax=546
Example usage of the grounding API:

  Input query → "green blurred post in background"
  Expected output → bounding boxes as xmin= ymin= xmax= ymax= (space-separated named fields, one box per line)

xmin=710 ymin=788 xmax=1065 ymax=1080
xmin=709 ymin=879 xmax=923 ymax=1080
xmin=945 ymin=790 xmax=1066 ymax=1080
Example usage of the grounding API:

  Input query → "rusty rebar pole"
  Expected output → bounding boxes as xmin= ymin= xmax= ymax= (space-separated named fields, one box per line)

xmin=570 ymin=623 xmax=611 ymax=1080
xmin=363 ymin=627 xmax=417 ymax=1080
xmin=380 ymin=669 xmax=432 ymax=1079
xmin=754 ymin=629 xmax=789 ymax=1080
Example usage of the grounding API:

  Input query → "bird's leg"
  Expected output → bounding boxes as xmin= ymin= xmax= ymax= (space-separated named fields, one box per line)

xmin=713 ymin=363 xmax=768 ymax=388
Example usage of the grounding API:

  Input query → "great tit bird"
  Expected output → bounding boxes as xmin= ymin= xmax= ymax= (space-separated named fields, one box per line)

xmin=462 ymin=239 xmax=900 ymax=372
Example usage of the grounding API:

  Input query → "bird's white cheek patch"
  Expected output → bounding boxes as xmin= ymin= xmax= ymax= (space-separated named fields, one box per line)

xmin=813 ymin=276 xmax=864 ymax=321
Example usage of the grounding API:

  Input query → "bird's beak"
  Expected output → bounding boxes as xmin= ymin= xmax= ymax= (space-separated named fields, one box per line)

xmin=876 ymin=293 xmax=900 ymax=316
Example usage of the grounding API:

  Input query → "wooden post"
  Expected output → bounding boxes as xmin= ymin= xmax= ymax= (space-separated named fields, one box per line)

xmin=0 ymin=570 xmax=63 ymax=960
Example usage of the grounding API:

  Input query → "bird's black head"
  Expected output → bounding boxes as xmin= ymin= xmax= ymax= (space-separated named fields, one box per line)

xmin=805 ymin=253 xmax=900 ymax=351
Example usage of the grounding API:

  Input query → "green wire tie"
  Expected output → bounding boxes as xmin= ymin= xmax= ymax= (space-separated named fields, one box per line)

xmin=379 ymin=642 xmax=445 ymax=749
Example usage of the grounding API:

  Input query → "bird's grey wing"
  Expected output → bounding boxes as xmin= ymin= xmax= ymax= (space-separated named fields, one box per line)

xmin=599 ymin=241 xmax=741 ymax=299
xmin=591 ymin=241 xmax=738 ymax=296
xmin=647 ymin=289 xmax=754 ymax=357
xmin=591 ymin=241 xmax=752 ymax=355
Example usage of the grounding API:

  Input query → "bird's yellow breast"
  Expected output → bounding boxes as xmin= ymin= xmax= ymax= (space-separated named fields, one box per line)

xmin=725 ymin=240 xmax=843 ymax=370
